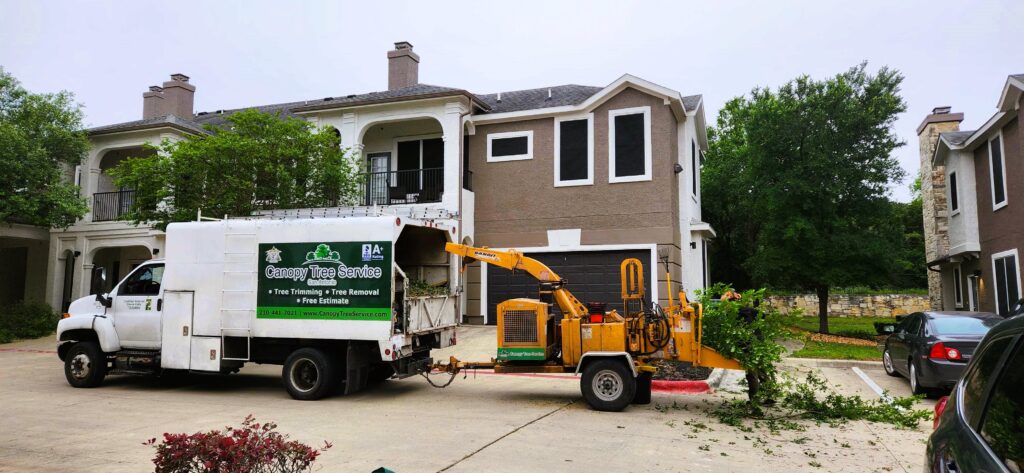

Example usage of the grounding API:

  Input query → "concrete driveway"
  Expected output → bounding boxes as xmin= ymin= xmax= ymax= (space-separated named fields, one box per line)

xmin=0 ymin=327 xmax=935 ymax=472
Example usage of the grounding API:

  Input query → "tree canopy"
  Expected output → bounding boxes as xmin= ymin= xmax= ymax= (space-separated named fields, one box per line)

xmin=703 ymin=63 xmax=908 ymax=333
xmin=0 ymin=68 xmax=89 ymax=227
xmin=109 ymin=109 xmax=362 ymax=231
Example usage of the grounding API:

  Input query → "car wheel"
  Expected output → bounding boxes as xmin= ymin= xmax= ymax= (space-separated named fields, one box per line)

xmin=64 ymin=341 xmax=107 ymax=388
xmin=282 ymin=348 xmax=335 ymax=401
xmin=581 ymin=359 xmax=636 ymax=412
xmin=883 ymin=349 xmax=898 ymax=377
xmin=909 ymin=362 xmax=926 ymax=395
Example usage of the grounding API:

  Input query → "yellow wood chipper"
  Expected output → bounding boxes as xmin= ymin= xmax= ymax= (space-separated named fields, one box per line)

xmin=435 ymin=243 xmax=742 ymax=411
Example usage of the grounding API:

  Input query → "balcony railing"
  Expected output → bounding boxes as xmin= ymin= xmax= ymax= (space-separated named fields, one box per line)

xmin=92 ymin=190 xmax=135 ymax=222
xmin=365 ymin=168 xmax=443 ymax=205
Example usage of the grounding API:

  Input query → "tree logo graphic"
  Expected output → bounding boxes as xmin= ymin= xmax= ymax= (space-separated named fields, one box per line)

xmin=304 ymin=244 xmax=341 ymax=263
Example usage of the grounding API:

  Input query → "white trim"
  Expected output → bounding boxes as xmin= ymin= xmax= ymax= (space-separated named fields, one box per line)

xmin=554 ymin=113 xmax=594 ymax=187
xmin=479 ymin=243 xmax=660 ymax=324
xmin=991 ymin=248 xmax=1021 ymax=315
xmin=608 ymin=106 xmax=653 ymax=183
xmin=953 ymin=264 xmax=963 ymax=308
xmin=989 ymin=132 xmax=1008 ymax=211
xmin=948 ymin=170 xmax=960 ymax=216
xmin=967 ymin=274 xmax=978 ymax=312
xmin=486 ymin=130 xmax=533 ymax=162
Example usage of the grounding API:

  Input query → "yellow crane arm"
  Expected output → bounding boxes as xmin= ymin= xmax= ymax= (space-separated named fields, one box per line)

xmin=444 ymin=243 xmax=589 ymax=319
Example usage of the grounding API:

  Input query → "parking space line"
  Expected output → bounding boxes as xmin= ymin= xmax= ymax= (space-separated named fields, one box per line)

xmin=852 ymin=367 xmax=892 ymax=402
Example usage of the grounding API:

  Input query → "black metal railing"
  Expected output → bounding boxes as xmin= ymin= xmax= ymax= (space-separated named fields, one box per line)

xmin=92 ymin=190 xmax=135 ymax=222
xmin=364 ymin=168 xmax=443 ymax=205
xmin=463 ymin=170 xmax=473 ymax=191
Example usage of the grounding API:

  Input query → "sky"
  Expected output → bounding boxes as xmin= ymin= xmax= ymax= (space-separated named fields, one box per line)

xmin=2 ymin=0 xmax=1021 ymax=202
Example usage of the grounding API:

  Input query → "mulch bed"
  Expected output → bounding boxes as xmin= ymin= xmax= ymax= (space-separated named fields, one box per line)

xmin=649 ymin=359 xmax=713 ymax=381
xmin=803 ymin=331 xmax=879 ymax=347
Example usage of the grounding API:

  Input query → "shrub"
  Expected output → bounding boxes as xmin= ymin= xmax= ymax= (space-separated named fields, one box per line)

xmin=145 ymin=416 xmax=331 ymax=473
xmin=0 ymin=301 xmax=59 ymax=343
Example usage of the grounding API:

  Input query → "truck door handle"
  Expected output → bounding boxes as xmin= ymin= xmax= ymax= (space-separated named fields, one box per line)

xmin=157 ymin=298 xmax=162 ymax=311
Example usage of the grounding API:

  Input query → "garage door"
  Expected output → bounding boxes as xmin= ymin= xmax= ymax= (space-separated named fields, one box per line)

xmin=485 ymin=249 xmax=652 ymax=325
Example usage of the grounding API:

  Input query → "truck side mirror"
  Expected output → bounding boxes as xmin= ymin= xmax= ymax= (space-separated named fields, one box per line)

xmin=90 ymin=267 xmax=107 ymax=295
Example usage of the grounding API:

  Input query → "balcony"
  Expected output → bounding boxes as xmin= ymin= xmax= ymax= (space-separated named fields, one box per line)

xmin=92 ymin=190 xmax=135 ymax=222
xmin=364 ymin=168 xmax=443 ymax=205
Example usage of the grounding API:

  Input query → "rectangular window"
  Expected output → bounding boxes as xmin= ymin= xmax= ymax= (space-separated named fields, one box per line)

xmin=990 ymin=134 xmax=1007 ymax=210
xmin=691 ymin=139 xmax=697 ymax=195
xmin=608 ymin=107 xmax=652 ymax=183
xmin=949 ymin=171 xmax=959 ymax=213
xmin=555 ymin=115 xmax=593 ymax=186
xmin=953 ymin=264 xmax=963 ymax=308
xmin=993 ymin=249 xmax=1020 ymax=316
xmin=487 ymin=131 xmax=533 ymax=162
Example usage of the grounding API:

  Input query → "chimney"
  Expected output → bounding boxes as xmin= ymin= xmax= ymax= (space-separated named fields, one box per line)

xmin=142 ymin=86 xmax=165 ymax=119
xmin=142 ymin=74 xmax=196 ymax=119
xmin=917 ymin=106 xmax=963 ymax=310
xmin=387 ymin=42 xmax=419 ymax=90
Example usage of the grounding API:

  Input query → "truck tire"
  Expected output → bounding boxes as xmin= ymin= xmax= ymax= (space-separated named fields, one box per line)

xmin=64 ymin=341 xmax=106 ymax=388
xmin=581 ymin=358 xmax=636 ymax=412
xmin=283 ymin=348 xmax=336 ymax=401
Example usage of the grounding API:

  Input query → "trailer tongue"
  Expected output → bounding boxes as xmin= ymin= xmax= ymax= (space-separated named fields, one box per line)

xmin=430 ymin=243 xmax=742 ymax=412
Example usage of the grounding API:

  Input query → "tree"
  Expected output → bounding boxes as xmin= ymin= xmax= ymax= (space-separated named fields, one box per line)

xmin=889 ymin=178 xmax=927 ymax=289
xmin=703 ymin=63 xmax=907 ymax=333
xmin=110 ymin=109 xmax=362 ymax=231
xmin=0 ymin=68 xmax=89 ymax=227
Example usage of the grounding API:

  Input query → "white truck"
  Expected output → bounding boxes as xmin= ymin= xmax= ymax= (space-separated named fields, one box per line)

xmin=57 ymin=215 xmax=459 ymax=400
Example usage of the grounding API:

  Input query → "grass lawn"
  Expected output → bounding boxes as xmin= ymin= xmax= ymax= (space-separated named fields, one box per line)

xmin=790 ymin=340 xmax=882 ymax=361
xmin=787 ymin=316 xmax=896 ymax=340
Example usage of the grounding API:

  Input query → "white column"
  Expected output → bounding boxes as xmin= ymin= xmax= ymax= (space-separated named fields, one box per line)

xmin=441 ymin=102 xmax=466 ymax=211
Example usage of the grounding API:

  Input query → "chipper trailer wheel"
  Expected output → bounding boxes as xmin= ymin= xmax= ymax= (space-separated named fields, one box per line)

xmin=581 ymin=358 xmax=636 ymax=412
xmin=283 ymin=348 xmax=336 ymax=401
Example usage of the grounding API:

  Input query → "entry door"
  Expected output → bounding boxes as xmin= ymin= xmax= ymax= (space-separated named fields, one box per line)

xmin=111 ymin=263 xmax=164 ymax=348
xmin=366 ymin=153 xmax=390 ymax=205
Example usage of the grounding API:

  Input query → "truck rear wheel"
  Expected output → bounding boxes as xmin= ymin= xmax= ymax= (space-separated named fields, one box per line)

xmin=283 ymin=348 xmax=335 ymax=401
xmin=64 ymin=341 xmax=106 ymax=388
xmin=581 ymin=358 xmax=636 ymax=412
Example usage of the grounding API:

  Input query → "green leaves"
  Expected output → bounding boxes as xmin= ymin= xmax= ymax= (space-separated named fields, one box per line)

xmin=704 ymin=63 xmax=909 ymax=297
xmin=109 ymin=109 xmax=362 ymax=230
xmin=0 ymin=68 xmax=89 ymax=227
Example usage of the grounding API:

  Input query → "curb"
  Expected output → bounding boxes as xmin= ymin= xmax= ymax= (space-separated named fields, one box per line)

xmin=784 ymin=358 xmax=884 ymax=369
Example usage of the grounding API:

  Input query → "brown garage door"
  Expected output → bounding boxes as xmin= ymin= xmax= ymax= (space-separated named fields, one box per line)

xmin=485 ymin=249 xmax=652 ymax=325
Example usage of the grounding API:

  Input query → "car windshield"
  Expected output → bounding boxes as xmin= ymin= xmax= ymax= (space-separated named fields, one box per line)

xmin=930 ymin=317 xmax=1000 ymax=335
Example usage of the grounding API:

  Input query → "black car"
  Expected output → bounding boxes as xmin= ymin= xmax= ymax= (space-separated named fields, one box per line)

xmin=882 ymin=311 xmax=1002 ymax=396
xmin=927 ymin=313 xmax=1023 ymax=473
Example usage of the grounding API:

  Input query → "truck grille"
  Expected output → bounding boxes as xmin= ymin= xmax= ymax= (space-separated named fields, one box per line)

xmin=503 ymin=310 xmax=538 ymax=344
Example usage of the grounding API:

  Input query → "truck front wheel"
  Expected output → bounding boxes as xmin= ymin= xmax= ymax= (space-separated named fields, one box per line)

xmin=283 ymin=348 xmax=335 ymax=401
xmin=64 ymin=341 xmax=106 ymax=388
xmin=580 ymin=358 xmax=636 ymax=412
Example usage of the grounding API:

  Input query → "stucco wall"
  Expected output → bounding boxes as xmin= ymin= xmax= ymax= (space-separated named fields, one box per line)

xmin=766 ymin=293 xmax=931 ymax=317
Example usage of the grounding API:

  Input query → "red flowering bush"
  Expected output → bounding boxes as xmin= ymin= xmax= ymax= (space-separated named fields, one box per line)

xmin=144 ymin=416 xmax=332 ymax=473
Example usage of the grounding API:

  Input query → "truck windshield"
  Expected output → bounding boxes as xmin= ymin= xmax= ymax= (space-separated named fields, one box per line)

xmin=930 ymin=317 xmax=999 ymax=335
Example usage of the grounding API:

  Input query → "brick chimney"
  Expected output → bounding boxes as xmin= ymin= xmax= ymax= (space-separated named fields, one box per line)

xmin=142 ymin=74 xmax=195 ymax=119
xmin=387 ymin=42 xmax=419 ymax=91
xmin=917 ymin=106 xmax=964 ymax=310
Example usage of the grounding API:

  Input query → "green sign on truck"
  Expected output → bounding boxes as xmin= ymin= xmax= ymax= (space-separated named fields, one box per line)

xmin=256 ymin=241 xmax=392 ymax=321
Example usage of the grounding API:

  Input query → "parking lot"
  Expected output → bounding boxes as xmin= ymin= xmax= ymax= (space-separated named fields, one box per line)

xmin=0 ymin=326 xmax=936 ymax=473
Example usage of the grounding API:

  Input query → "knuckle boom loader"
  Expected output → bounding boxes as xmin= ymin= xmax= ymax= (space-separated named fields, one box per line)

xmin=436 ymin=243 xmax=742 ymax=412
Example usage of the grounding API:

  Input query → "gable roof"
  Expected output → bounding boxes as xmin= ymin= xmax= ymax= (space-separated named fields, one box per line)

xmin=476 ymin=85 xmax=603 ymax=113
xmin=682 ymin=94 xmax=702 ymax=113
xmin=941 ymin=130 xmax=974 ymax=146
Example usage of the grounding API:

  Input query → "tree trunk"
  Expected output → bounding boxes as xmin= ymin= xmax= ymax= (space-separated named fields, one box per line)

xmin=816 ymin=285 xmax=830 ymax=334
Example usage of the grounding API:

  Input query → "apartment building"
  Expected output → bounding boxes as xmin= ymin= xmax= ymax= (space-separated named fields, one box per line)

xmin=920 ymin=74 xmax=1024 ymax=316
xmin=0 ymin=42 xmax=712 ymax=324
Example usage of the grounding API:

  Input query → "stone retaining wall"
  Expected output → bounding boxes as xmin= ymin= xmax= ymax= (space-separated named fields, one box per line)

xmin=765 ymin=293 xmax=930 ymax=317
